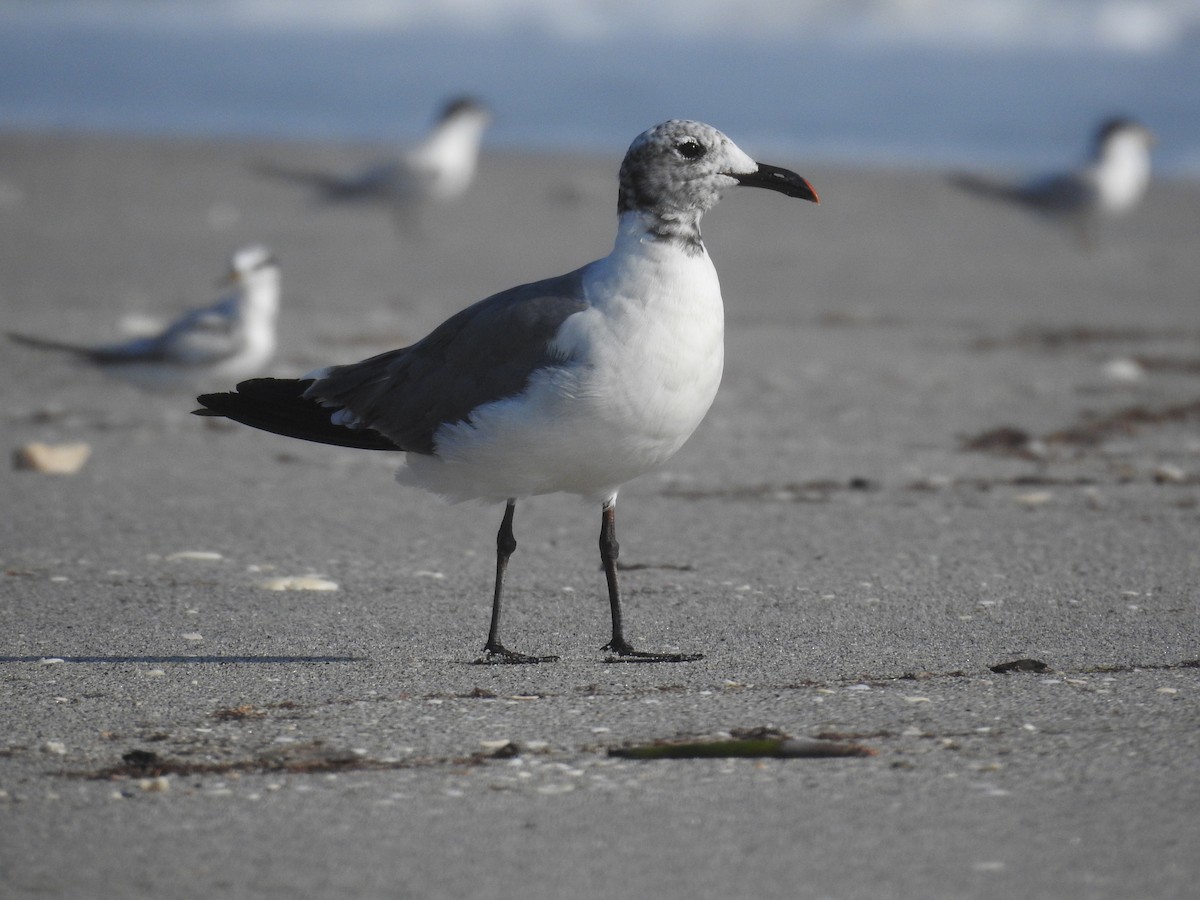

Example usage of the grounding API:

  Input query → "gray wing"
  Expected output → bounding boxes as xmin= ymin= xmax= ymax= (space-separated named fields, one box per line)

xmin=147 ymin=295 xmax=245 ymax=366
xmin=1015 ymin=171 xmax=1094 ymax=215
xmin=8 ymin=295 xmax=243 ymax=366
xmin=253 ymin=158 xmax=403 ymax=201
xmin=951 ymin=170 xmax=1094 ymax=218
xmin=307 ymin=267 xmax=590 ymax=455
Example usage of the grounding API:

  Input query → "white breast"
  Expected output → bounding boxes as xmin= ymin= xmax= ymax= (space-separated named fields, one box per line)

xmin=401 ymin=227 xmax=725 ymax=503
xmin=408 ymin=115 xmax=488 ymax=202
xmin=1094 ymin=132 xmax=1152 ymax=215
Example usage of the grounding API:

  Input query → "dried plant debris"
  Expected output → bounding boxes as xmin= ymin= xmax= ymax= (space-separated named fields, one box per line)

xmin=990 ymin=658 xmax=1052 ymax=674
xmin=209 ymin=704 xmax=268 ymax=721
xmin=906 ymin=474 xmax=1097 ymax=492
xmin=77 ymin=740 xmax=514 ymax=781
xmin=963 ymin=399 xmax=1200 ymax=459
xmin=609 ymin=728 xmax=876 ymax=760
xmin=960 ymin=426 xmax=1044 ymax=459
xmin=1132 ymin=355 xmax=1200 ymax=376
xmin=972 ymin=325 xmax=1199 ymax=352
xmin=662 ymin=477 xmax=878 ymax=502
xmin=1076 ymin=659 xmax=1199 ymax=674
xmin=616 ymin=561 xmax=695 ymax=572
xmin=1046 ymin=400 xmax=1200 ymax=447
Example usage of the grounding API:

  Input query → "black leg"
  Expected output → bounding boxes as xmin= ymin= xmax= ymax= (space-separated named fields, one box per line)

xmin=599 ymin=498 xmax=703 ymax=663
xmin=473 ymin=500 xmax=559 ymax=665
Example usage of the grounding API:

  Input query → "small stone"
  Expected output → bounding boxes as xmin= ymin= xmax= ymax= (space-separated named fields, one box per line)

xmin=256 ymin=575 xmax=338 ymax=591
xmin=165 ymin=551 xmax=224 ymax=562
xmin=1152 ymin=464 xmax=1186 ymax=484
xmin=1014 ymin=491 xmax=1052 ymax=508
xmin=138 ymin=776 xmax=170 ymax=793
xmin=535 ymin=783 xmax=576 ymax=795
xmin=990 ymin=658 xmax=1050 ymax=674
xmin=1102 ymin=357 xmax=1146 ymax=384
xmin=13 ymin=442 xmax=91 ymax=475
xmin=43 ymin=741 xmax=67 ymax=755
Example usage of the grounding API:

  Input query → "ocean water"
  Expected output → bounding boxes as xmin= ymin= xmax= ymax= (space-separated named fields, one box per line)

xmin=2 ymin=0 xmax=1199 ymax=176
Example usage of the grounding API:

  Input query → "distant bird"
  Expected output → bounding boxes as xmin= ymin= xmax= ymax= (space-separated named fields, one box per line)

xmin=950 ymin=117 xmax=1154 ymax=246
xmin=253 ymin=96 xmax=492 ymax=234
xmin=9 ymin=246 xmax=280 ymax=391
xmin=196 ymin=120 xmax=818 ymax=664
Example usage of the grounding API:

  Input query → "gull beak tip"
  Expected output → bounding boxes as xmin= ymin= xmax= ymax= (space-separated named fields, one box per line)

xmin=736 ymin=163 xmax=819 ymax=204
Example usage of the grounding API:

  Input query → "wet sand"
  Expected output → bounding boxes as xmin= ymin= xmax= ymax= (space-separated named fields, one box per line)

xmin=1 ymin=131 xmax=1198 ymax=899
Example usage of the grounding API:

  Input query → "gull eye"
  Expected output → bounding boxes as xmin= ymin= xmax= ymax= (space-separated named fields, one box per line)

xmin=676 ymin=139 xmax=705 ymax=160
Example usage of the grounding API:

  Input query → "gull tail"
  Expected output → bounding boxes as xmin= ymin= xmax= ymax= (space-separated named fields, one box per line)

xmin=194 ymin=378 xmax=400 ymax=451
xmin=8 ymin=331 xmax=106 ymax=361
xmin=948 ymin=173 xmax=1022 ymax=204
xmin=10 ymin=330 xmax=168 ymax=364
xmin=250 ymin=160 xmax=351 ymax=195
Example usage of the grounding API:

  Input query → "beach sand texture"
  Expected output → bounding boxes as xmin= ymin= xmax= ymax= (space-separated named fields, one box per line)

xmin=2 ymin=132 xmax=1198 ymax=898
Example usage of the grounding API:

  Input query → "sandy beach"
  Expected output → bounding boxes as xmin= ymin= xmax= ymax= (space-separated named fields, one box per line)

xmin=2 ymin=130 xmax=1198 ymax=898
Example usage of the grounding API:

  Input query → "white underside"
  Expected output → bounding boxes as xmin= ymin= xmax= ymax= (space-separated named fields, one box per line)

xmin=104 ymin=278 xmax=278 ymax=391
xmin=106 ymin=338 xmax=273 ymax=390
xmin=396 ymin=222 xmax=725 ymax=503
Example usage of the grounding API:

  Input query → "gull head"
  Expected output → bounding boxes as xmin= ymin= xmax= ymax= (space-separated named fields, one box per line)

xmin=225 ymin=245 xmax=281 ymax=317
xmin=437 ymin=95 xmax=492 ymax=129
xmin=618 ymin=120 xmax=817 ymax=222
xmin=1093 ymin=117 xmax=1155 ymax=164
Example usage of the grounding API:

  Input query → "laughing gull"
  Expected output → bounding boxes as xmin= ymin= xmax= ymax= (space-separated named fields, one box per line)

xmin=950 ymin=117 xmax=1154 ymax=246
xmin=197 ymin=120 xmax=818 ymax=663
xmin=9 ymin=245 xmax=280 ymax=391
xmin=254 ymin=96 xmax=492 ymax=233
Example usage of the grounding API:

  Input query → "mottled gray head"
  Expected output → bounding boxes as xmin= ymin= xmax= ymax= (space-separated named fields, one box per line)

xmin=617 ymin=120 xmax=817 ymax=247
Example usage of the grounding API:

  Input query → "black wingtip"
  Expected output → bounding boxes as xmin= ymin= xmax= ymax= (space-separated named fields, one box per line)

xmin=193 ymin=378 xmax=401 ymax=452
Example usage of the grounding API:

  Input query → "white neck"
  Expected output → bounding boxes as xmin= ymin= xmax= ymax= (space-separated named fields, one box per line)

xmin=1092 ymin=133 xmax=1151 ymax=213
xmin=241 ymin=272 xmax=281 ymax=324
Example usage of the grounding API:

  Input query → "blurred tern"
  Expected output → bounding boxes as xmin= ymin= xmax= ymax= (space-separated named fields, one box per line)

xmin=10 ymin=246 xmax=280 ymax=391
xmin=951 ymin=117 xmax=1154 ymax=246
xmin=196 ymin=120 xmax=818 ymax=664
xmin=254 ymin=96 xmax=492 ymax=233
